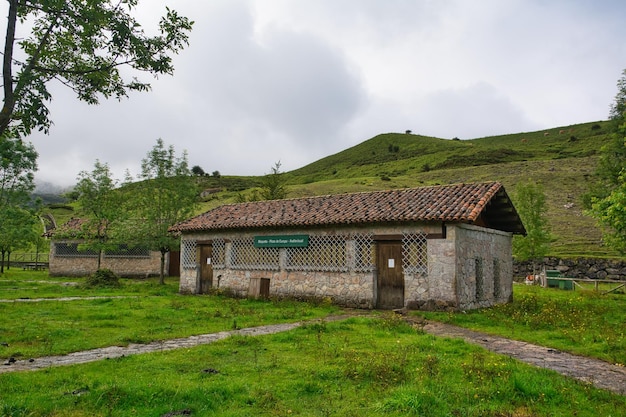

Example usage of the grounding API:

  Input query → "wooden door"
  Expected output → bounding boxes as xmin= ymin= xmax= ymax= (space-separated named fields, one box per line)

xmin=168 ymin=250 xmax=180 ymax=277
xmin=376 ymin=241 xmax=404 ymax=309
xmin=198 ymin=245 xmax=213 ymax=294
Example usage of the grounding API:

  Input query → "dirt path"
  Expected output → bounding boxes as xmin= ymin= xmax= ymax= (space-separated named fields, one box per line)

xmin=1 ymin=312 xmax=625 ymax=395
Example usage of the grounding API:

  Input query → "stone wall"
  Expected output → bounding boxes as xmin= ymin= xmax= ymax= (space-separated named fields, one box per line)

xmin=454 ymin=224 xmax=514 ymax=310
xmin=215 ymin=268 xmax=375 ymax=309
xmin=513 ymin=257 xmax=626 ymax=281
xmin=49 ymin=241 xmax=165 ymax=277
xmin=179 ymin=223 xmax=515 ymax=311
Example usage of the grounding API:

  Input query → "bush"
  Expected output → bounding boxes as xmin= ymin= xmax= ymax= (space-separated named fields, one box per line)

xmin=86 ymin=269 xmax=121 ymax=288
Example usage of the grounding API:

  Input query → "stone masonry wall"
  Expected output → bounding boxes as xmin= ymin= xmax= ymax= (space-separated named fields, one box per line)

xmin=514 ymin=257 xmax=626 ymax=281
xmin=214 ymin=268 xmax=375 ymax=309
xmin=179 ymin=225 xmax=442 ymax=308
xmin=178 ymin=223 xmax=515 ymax=311
xmin=49 ymin=242 xmax=164 ymax=278
xmin=455 ymin=224 xmax=513 ymax=310
xmin=405 ymin=227 xmax=457 ymax=310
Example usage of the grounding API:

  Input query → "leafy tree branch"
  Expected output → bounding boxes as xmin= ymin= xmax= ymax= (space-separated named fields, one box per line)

xmin=1 ymin=0 xmax=193 ymax=138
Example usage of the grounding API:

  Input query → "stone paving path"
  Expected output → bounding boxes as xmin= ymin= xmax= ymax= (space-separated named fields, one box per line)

xmin=421 ymin=321 xmax=626 ymax=396
xmin=1 ymin=311 xmax=625 ymax=396
xmin=0 ymin=296 xmax=137 ymax=303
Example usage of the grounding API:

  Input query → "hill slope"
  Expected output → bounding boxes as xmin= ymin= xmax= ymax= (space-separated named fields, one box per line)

xmin=206 ymin=120 xmax=614 ymax=258
xmin=46 ymin=120 xmax=619 ymax=259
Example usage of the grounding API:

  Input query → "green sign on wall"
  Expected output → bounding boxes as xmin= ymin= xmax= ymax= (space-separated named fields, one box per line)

xmin=254 ymin=235 xmax=309 ymax=248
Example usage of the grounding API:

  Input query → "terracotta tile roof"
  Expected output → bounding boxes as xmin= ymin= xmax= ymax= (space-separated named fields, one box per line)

xmin=44 ymin=217 xmax=88 ymax=238
xmin=170 ymin=182 xmax=525 ymax=234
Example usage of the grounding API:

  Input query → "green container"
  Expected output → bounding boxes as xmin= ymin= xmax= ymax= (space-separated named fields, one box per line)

xmin=547 ymin=277 xmax=574 ymax=290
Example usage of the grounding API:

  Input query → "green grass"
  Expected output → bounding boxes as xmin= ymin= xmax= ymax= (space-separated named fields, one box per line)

xmin=0 ymin=271 xmax=338 ymax=360
xmin=1 ymin=271 xmax=625 ymax=416
xmin=0 ymin=269 xmax=176 ymax=300
xmin=1 ymin=317 xmax=624 ymax=416
xmin=419 ymin=284 xmax=626 ymax=365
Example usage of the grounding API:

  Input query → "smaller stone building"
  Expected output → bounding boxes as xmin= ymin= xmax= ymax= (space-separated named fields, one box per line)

xmin=170 ymin=182 xmax=525 ymax=310
xmin=48 ymin=218 xmax=167 ymax=277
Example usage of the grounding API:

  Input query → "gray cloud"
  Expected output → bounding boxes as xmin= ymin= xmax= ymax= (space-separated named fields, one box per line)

xmin=12 ymin=0 xmax=625 ymax=186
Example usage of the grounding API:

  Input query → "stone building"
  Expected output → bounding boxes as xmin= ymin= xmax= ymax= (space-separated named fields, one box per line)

xmin=48 ymin=218 xmax=168 ymax=277
xmin=169 ymin=182 xmax=526 ymax=310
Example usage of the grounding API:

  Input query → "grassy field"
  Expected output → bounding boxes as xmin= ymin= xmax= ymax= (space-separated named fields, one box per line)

xmin=1 ymin=270 xmax=625 ymax=416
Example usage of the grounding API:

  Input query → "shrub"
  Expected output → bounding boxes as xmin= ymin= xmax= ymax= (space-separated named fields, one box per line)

xmin=86 ymin=269 xmax=121 ymax=288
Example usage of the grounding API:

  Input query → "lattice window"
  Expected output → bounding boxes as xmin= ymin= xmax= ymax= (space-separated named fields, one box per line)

xmin=212 ymin=238 xmax=225 ymax=268
xmin=402 ymin=232 xmax=427 ymax=274
xmin=104 ymin=245 xmax=150 ymax=258
xmin=181 ymin=239 xmax=197 ymax=270
xmin=286 ymin=235 xmax=348 ymax=272
xmin=231 ymin=237 xmax=280 ymax=270
xmin=353 ymin=233 xmax=374 ymax=272
xmin=54 ymin=242 xmax=98 ymax=258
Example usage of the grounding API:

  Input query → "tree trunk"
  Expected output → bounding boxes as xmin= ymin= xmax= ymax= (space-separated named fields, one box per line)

xmin=97 ymin=249 xmax=103 ymax=270
xmin=0 ymin=0 xmax=18 ymax=136
xmin=159 ymin=250 xmax=167 ymax=285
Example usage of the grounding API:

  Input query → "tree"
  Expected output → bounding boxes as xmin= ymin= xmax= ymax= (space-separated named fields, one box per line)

xmin=0 ymin=136 xmax=37 ymax=208
xmin=125 ymin=138 xmax=198 ymax=283
xmin=259 ymin=161 xmax=287 ymax=200
xmin=1 ymin=1 xmax=193 ymax=139
xmin=583 ymin=70 xmax=626 ymax=209
xmin=609 ymin=69 xmax=626 ymax=122
xmin=0 ymin=206 xmax=38 ymax=272
xmin=73 ymin=160 xmax=124 ymax=269
xmin=587 ymin=69 xmax=626 ymax=254
xmin=0 ymin=136 xmax=38 ymax=272
xmin=191 ymin=165 xmax=205 ymax=176
xmin=512 ymin=181 xmax=551 ymax=278
xmin=589 ymin=119 xmax=626 ymax=253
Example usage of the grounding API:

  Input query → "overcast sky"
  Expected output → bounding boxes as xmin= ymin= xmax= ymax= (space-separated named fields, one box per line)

xmin=6 ymin=0 xmax=626 ymax=187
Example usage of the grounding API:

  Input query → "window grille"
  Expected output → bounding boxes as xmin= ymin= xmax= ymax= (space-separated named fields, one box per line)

xmin=181 ymin=239 xmax=197 ymax=270
xmin=286 ymin=235 xmax=348 ymax=272
xmin=104 ymin=245 xmax=150 ymax=258
xmin=231 ymin=237 xmax=279 ymax=270
xmin=54 ymin=242 xmax=98 ymax=258
xmin=402 ymin=232 xmax=427 ymax=274
xmin=353 ymin=233 xmax=374 ymax=272
xmin=212 ymin=238 xmax=225 ymax=268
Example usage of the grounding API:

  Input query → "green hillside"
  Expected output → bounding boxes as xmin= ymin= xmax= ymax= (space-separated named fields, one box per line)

xmin=45 ymin=120 xmax=621 ymax=259
xmin=286 ymin=120 xmax=606 ymax=183
xmin=200 ymin=120 xmax=616 ymax=258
